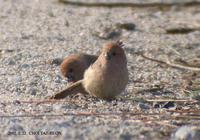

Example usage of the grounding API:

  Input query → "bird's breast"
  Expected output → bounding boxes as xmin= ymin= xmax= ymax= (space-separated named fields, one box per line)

xmin=83 ymin=62 xmax=128 ymax=99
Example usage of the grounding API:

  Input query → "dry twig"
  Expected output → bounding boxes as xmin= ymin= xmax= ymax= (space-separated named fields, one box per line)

xmin=139 ymin=52 xmax=200 ymax=71
xmin=146 ymin=99 xmax=198 ymax=103
xmin=58 ymin=0 xmax=200 ymax=8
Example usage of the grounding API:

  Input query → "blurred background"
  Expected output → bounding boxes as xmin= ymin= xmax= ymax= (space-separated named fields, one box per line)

xmin=0 ymin=0 xmax=200 ymax=140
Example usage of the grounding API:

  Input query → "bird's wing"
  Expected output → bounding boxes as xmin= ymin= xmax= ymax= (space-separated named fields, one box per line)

xmin=49 ymin=80 xmax=86 ymax=99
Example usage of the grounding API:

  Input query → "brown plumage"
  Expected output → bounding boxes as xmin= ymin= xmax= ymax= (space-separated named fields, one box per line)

xmin=51 ymin=40 xmax=128 ymax=100
xmin=60 ymin=54 xmax=97 ymax=83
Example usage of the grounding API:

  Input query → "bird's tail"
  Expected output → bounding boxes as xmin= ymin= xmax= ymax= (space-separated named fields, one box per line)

xmin=49 ymin=80 xmax=86 ymax=99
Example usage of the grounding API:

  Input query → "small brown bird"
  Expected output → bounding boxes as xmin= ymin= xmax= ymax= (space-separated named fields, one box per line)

xmin=51 ymin=40 xmax=128 ymax=100
xmin=60 ymin=54 xmax=97 ymax=83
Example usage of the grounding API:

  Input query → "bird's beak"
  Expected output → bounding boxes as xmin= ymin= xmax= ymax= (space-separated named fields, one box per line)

xmin=66 ymin=75 xmax=74 ymax=82
xmin=105 ymin=52 xmax=111 ymax=60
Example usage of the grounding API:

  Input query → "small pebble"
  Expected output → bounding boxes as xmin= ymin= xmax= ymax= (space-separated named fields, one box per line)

xmin=14 ymin=76 xmax=22 ymax=83
xmin=54 ymin=75 xmax=62 ymax=83
xmin=25 ymin=87 xmax=37 ymax=95
xmin=92 ymin=23 xmax=121 ymax=40
xmin=162 ymin=101 xmax=176 ymax=109
xmin=171 ymin=126 xmax=200 ymax=140
xmin=13 ymin=100 xmax=21 ymax=105
xmin=153 ymin=103 xmax=161 ymax=108
xmin=137 ymin=103 xmax=150 ymax=110
xmin=48 ymin=58 xmax=63 ymax=65
xmin=119 ymin=133 xmax=133 ymax=140
xmin=116 ymin=22 xmax=136 ymax=31
xmin=6 ymin=59 xmax=16 ymax=65
xmin=21 ymin=63 xmax=31 ymax=69
xmin=2 ymin=49 xmax=14 ymax=53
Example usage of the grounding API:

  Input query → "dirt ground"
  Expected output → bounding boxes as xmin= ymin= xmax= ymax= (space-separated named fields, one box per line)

xmin=0 ymin=0 xmax=200 ymax=140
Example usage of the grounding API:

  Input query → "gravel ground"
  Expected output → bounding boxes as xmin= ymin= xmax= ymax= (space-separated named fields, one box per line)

xmin=0 ymin=0 xmax=200 ymax=140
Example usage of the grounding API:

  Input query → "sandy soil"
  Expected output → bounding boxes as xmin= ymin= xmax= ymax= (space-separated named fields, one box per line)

xmin=0 ymin=0 xmax=200 ymax=139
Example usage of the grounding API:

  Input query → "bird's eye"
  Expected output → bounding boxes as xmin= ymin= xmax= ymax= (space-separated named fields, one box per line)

xmin=112 ymin=52 xmax=116 ymax=56
xmin=69 ymin=68 xmax=73 ymax=73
